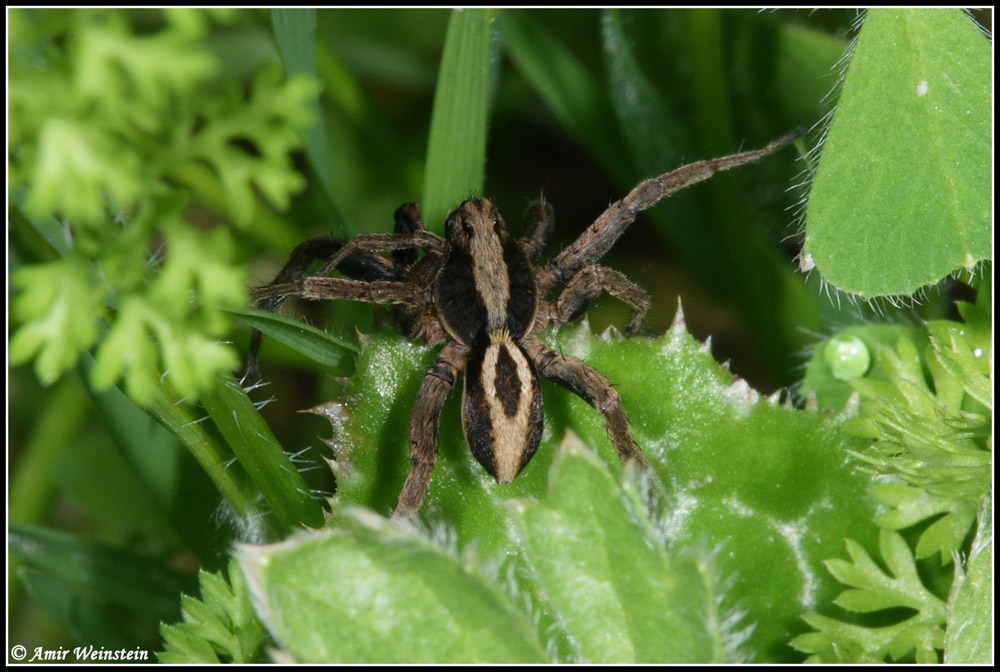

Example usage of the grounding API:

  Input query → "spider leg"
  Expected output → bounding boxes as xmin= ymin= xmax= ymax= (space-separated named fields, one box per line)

xmin=394 ymin=342 xmax=470 ymax=521
xmin=315 ymin=229 xmax=447 ymax=279
xmin=550 ymin=265 xmax=651 ymax=334
xmin=519 ymin=198 xmax=554 ymax=263
xmin=252 ymin=276 xmax=419 ymax=305
xmin=391 ymin=202 xmax=425 ymax=268
xmin=546 ymin=129 xmax=803 ymax=284
xmin=247 ymin=236 xmax=400 ymax=380
xmin=522 ymin=335 xmax=648 ymax=470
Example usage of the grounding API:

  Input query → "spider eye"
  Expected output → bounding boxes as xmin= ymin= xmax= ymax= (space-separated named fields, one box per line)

xmin=461 ymin=220 xmax=473 ymax=236
xmin=493 ymin=218 xmax=503 ymax=235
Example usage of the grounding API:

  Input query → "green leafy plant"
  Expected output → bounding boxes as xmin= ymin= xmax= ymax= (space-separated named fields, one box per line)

xmin=157 ymin=559 xmax=267 ymax=663
xmin=9 ymin=8 xmax=991 ymax=664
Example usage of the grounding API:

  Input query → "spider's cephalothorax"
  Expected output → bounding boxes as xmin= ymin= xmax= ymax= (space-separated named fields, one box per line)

xmin=249 ymin=130 xmax=802 ymax=520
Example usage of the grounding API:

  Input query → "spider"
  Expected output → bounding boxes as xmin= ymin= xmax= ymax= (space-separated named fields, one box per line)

xmin=249 ymin=130 xmax=802 ymax=521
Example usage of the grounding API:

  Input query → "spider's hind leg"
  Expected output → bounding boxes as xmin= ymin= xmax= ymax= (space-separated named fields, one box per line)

xmin=394 ymin=342 xmax=469 ymax=521
xmin=522 ymin=335 xmax=648 ymax=470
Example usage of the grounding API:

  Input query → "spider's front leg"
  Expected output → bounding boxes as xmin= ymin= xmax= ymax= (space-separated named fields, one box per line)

xmin=519 ymin=199 xmax=554 ymax=263
xmin=546 ymin=129 xmax=803 ymax=283
xmin=551 ymin=265 xmax=651 ymax=334
xmin=521 ymin=335 xmax=648 ymax=470
xmin=247 ymin=237 xmax=400 ymax=380
xmin=394 ymin=342 xmax=470 ymax=521
xmin=314 ymin=228 xmax=447 ymax=278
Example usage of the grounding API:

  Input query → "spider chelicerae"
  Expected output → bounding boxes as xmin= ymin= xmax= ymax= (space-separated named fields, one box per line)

xmin=249 ymin=130 xmax=802 ymax=521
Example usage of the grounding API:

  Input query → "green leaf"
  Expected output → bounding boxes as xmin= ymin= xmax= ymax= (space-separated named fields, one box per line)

xmin=804 ymin=9 xmax=991 ymax=298
xmin=237 ymin=511 xmax=549 ymax=663
xmin=179 ymin=63 xmax=318 ymax=226
xmin=793 ymin=529 xmax=947 ymax=663
xmin=10 ymin=256 xmax=105 ymax=386
xmin=421 ymin=8 xmax=495 ymax=230
xmin=158 ymin=625 xmax=222 ymax=664
xmin=501 ymin=9 xmax=630 ymax=180
xmin=8 ymin=522 xmax=196 ymax=623
xmin=512 ymin=439 xmax=735 ymax=663
xmin=200 ymin=373 xmax=326 ymax=533
xmin=158 ymin=559 xmax=266 ymax=663
xmin=323 ymin=315 xmax=879 ymax=660
xmin=945 ymin=498 xmax=992 ymax=663
xmin=137 ymin=363 xmax=267 ymax=532
xmin=228 ymin=304 xmax=357 ymax=376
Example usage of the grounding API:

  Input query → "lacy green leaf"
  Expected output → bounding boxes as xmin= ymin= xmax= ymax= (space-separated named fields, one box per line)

xmin=945 ymin=498 xmax=993 ymax=663
xmin=157 ymin=559 xmax=266 ymax=663
xmin=8 ymin=8 xmax=316 ymax=401
xmin=792 ymin=529 xmax=946 ymax=663
xmin=10 ymin=256 xmax=105 ymax=385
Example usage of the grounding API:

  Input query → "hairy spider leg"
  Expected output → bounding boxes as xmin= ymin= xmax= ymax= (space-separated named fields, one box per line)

xmin=551 ymin=265 xmax=651 ymax=334
xmin=522 ymin=334 xmax=648 ymax=469
xmin=394 ymin=342 xmax=470 ymax=521
xmin=519 ymin=198 xmax=555 ymax=263
xmin=247 ymin=237 xmax=402 ymax=380
xmin=314 ymin=230 xmax=447 ymax=279
xmin=248 ymin=204 xmax=440 ymax=380
xmin=541 ymin=129 xmax=804 ymax=292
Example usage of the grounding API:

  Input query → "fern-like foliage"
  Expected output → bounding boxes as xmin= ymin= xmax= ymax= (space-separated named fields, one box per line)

xmin=793 ymin=293 xmax=992 ymax=663
xmin=157 ymin=558 xmax=267 ymax=663
xmin=792 ymin=530 xmax=946 ymax=663
xmin=8 ymin=8 xmax=318 ymax=404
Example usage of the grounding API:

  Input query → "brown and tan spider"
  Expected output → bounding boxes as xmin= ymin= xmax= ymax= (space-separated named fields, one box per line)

xmin=249 ymin=130 xmax=801 ymax=521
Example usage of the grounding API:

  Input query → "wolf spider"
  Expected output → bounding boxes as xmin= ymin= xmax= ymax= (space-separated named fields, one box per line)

xmin=249 ymin=130 xmax=801 ymax=521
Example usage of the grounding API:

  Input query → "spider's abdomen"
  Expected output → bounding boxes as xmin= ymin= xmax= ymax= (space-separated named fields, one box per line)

xmin=462 ymin=332 xmax=544 ymax=482
xmin=433 ymin=199 xmax=538 ymax=345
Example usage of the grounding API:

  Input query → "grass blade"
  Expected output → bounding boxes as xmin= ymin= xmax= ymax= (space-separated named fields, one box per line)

xmin=421 ymin=8 xmax=495 ymax=230
xmin=271 ymin=8 xmax=346 ymax=236
xmin=228 ymin=304 xmax=357 ymax=375
xmin=200 ymin=373 xmax=327 ymax=533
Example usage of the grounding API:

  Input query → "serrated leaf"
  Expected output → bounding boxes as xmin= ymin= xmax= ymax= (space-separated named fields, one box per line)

xmin=512 ymin=438 xmax=732 ymax=663
xmin=420 ymin=8 xmax=495 ymax=231
xmin=157 ymin=558 xmax=265 ymax=664
xmin=945 ymin=498 xmax=992 ymax=663
xmin=804 ymin=9 xmax=991 ymax=298
xmin=237 ymin=511 xmax=549 ymax=663
xmin=798 ymin=529 xmax=949 ymax=662
xmin=158 ymin=624 xmax=222 ymax=664
xmin=180 ymin=593 xmax=237 ymax=652
xmin=326 ymin=318 xmax=879 ymax=660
